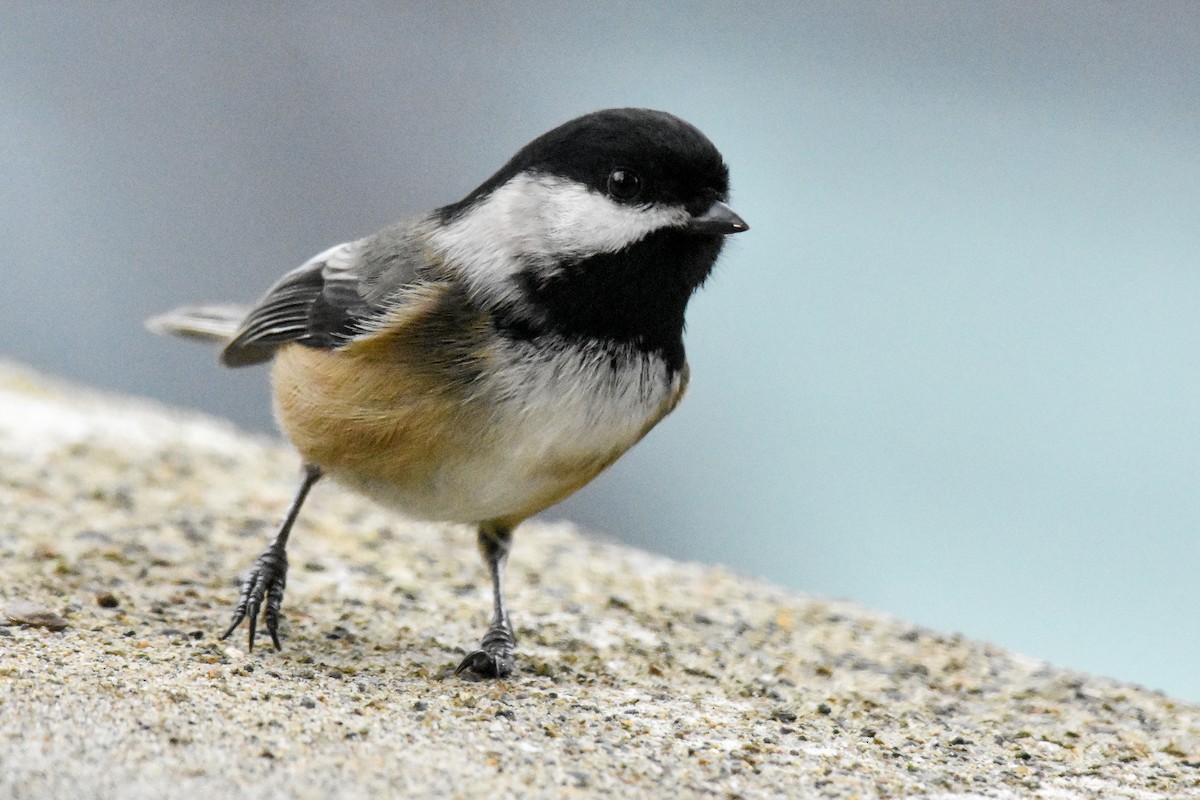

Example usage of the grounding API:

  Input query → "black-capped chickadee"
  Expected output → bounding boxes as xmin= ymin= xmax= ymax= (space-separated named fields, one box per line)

xmin=148 ymin=108 xmax=747 ymax=678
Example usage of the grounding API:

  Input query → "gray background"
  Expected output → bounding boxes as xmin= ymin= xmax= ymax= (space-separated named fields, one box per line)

xmin=4 ymin=2 xmax=1198 ymax=700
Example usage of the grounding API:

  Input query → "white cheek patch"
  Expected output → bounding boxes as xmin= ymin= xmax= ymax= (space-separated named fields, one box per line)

xmin=531 ymin=176 xmax=690 ymax=257
xmin=428 ymin=173 xmax=690 ymax=305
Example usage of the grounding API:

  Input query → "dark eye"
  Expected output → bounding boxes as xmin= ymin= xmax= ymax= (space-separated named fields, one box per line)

xmin=606 ymin=168 xmax=642 ymax=201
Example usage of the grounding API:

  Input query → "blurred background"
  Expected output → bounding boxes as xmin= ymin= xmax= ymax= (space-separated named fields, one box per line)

xmin=3 ymin=2 xmax=1198 ymax=700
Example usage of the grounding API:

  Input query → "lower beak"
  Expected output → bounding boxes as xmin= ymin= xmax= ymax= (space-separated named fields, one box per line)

xmin=686 ymin=200 xmax=749 ymax=235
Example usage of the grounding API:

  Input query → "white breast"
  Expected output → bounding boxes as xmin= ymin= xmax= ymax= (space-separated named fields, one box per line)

xmin=486 ymin=336 xmax=678 ymax=463
xmin=350 ymin=338 xmax=683 ymax=525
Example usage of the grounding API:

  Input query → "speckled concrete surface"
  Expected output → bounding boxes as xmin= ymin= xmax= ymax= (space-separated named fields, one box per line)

xmin=1 ymin=360 xmax=1198 ymax=799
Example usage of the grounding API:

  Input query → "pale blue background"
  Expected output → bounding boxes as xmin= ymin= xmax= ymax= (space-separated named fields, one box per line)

xmin=3 ymin=3 xmax=1198 ymax=700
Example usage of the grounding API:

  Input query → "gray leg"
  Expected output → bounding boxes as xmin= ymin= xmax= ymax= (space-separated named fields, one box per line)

xmin=221 ymin=463 xmax=322 ymax=650
xmin=455 ymin=524 xmax=516 ymax=678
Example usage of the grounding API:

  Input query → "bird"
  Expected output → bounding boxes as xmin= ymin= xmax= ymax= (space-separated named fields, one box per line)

xmin=147 ymin=107 xmax=747 ymax=678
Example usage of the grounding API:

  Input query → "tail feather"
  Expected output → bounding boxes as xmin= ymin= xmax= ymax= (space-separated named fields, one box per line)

xmin=145 ymin=304 xmax=249 ymax=344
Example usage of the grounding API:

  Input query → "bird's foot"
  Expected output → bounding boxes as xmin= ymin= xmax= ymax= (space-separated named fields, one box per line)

xmin=220 ymin=540 xmax=289 ymax=651
xmin=455 ymin=624 xmax=516 ymax=678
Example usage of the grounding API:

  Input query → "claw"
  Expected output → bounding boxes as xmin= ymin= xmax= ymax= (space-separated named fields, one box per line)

xmin=263 ymin=562 xmax=287 ymax=649
xmin=246 ymin=598 xmax=260 ymax=651
xmin=455 ymin=623 xmax=516 ymax=678
xmin=455 ymin=649 xmax=514 ymax=679
xmin=220 ymin=542 xmax=288 ymax=651
xmin=220 ymin=596 xmax=249 ymax=643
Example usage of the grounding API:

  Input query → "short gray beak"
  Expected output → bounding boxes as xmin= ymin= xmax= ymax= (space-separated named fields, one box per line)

xmin=686 ymin=200 xmax=749 ymax=235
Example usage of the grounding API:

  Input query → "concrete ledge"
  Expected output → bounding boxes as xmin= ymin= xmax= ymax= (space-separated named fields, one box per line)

xmin=1 ymin=361 xmax=1197 ymax=798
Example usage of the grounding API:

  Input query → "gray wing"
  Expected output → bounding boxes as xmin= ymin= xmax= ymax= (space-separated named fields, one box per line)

xmin=221 ymin=219 xmax=433 ymax=367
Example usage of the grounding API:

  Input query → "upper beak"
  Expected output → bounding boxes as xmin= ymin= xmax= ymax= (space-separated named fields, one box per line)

xmin=686 ymin=200 xmax=749 ymax=235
